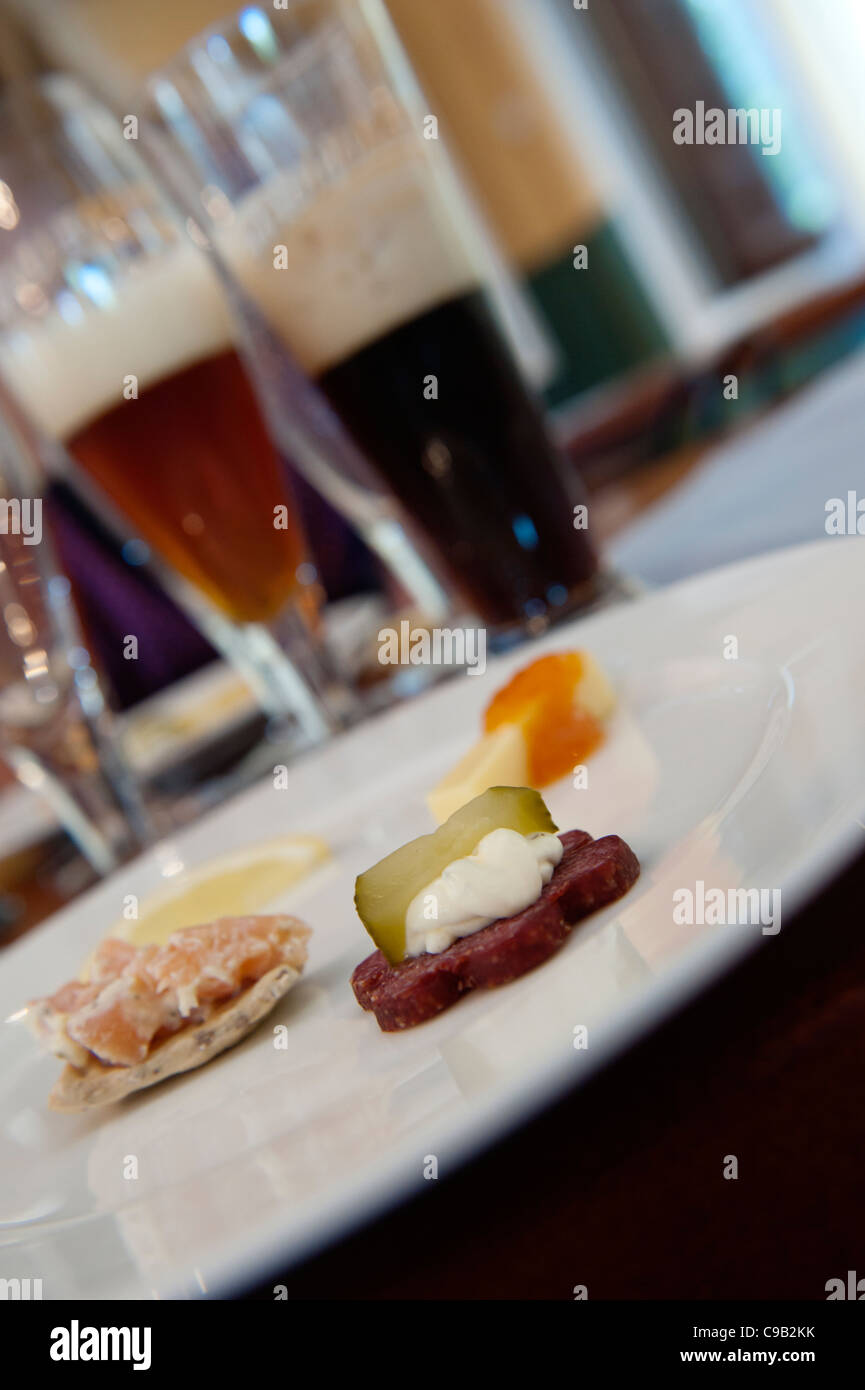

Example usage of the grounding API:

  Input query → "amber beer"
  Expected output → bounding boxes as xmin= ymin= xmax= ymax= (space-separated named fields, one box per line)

xmin=0 ymin=243 xmax=304 ymax=624
xmin=219 ymin=137 xmax=599 ymax=630
xmin=67 ymin=348 xmax=304 ymax=624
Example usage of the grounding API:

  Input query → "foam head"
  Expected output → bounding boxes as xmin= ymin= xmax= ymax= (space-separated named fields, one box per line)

xmin=0 ymin=242 xmax=235 ymax=441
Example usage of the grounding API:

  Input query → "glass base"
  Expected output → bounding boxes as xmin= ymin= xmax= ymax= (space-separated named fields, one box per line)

xmin=486 ymin=567 xmax=636 ymax=654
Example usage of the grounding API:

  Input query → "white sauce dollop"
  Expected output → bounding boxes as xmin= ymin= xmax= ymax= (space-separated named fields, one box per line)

xmin=404 ymin=828 xmax=563 ymax=958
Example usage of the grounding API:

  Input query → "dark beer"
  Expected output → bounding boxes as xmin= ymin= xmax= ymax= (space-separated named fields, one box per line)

xmin=318 ymin=288 xmax=597 ymax=627
xmin=220 ymin=138 xmax=599 ymax=629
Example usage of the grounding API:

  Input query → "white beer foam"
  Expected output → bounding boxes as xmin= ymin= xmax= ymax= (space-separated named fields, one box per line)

xmin=217 ymin=137 xmax=483 ymax=377
xmin=0 ymin=242 xmax=235 ymax=441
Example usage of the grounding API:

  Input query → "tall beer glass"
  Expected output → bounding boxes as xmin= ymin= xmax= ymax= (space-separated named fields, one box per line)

xmin=0 ymin=76 xmax=350 ymax=743
xmin=149 ymin=0 xmax=603 ymax=634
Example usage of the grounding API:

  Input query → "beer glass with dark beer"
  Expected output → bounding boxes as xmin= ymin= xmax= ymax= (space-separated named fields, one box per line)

xmin=150 ymin=0 xmax=602 ymax=633
xmin=0 ymin=77 xmax=350 ymax=741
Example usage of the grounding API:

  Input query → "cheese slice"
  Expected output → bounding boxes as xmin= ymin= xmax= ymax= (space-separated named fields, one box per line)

xmin=426 ymin=723 xmax=528 ymax=825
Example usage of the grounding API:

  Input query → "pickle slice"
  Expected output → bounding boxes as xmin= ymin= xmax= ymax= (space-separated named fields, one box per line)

xmin=354 ymin=786 xmax=558 ymax=965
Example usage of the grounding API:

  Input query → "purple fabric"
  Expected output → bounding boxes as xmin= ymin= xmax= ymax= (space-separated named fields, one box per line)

xmin=46 ymin=486 xmax=217 ymax=710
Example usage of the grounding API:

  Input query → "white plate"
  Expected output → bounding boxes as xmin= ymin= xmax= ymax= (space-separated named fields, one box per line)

xmin=1 ymin=538 xmax=863 ymax=1300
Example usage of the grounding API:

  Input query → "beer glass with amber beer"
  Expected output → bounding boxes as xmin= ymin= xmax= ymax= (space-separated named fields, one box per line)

xmin=149 ymin=0 xmax=603 ymax=634
xmin=0 ymin=77 xmax=351 ymax=743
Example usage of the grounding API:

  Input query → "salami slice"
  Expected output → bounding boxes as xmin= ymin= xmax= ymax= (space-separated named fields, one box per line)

xmin=351 ymin=828 xmax=639 ymax=1031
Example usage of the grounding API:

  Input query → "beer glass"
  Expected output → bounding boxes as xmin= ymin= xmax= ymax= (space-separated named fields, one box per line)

xmin=0 ymin=402 xmax=149 ymax=876
xmin=0 ymin=76 xmax=352 ymax=745
xmin=148 ymin=0 xmax=603 ymax=634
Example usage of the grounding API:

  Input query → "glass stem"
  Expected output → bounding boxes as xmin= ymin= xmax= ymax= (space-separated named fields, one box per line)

xmin=240 ymin=621 xmax=338 ymax=744
xmin=186 ymin=596 xmax=360 ymax=745
xmin=5 ymin=708 xmax=151 ymax=877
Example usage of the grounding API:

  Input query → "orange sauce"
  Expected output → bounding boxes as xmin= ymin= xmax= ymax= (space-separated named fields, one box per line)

xmin=484 ymin=652 xmax=603 ymax=786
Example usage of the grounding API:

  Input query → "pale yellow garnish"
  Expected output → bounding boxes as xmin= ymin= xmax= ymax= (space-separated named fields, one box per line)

xmin=81 ymin=835 xmax=329 ymax=974
xmin=427 ymin=723 xmax=528 ymax=825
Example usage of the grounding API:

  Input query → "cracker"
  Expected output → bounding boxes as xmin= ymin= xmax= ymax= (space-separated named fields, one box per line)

xmin=49 ymin=963 xmax=301 ymax=1112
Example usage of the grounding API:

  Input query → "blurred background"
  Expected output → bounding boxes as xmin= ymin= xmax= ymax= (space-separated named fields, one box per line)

xmin=0 ymin=0 xmax=863 ymax=940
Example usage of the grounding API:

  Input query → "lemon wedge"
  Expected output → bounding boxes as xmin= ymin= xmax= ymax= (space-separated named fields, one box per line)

xmin=82 ymin=835 xmax=329 ymax=972
xmin=426 ymin=723 xmax=528 ymax=825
